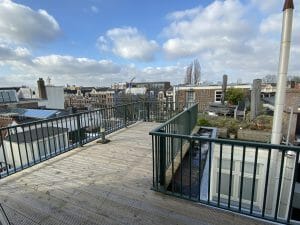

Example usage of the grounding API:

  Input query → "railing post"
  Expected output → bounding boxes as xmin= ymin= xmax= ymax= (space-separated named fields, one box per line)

xmin=159 ymin=129 xmax=166 ymax=186
xmin=187 ymin=109 xmax=192 ymax=134
xmin=76 ymin=114 xmax=83 ymax=146
xmin=146 ymin=101 xmax=150 ymax=121
xmin=124 ymin=104 xmax=127 ymax=127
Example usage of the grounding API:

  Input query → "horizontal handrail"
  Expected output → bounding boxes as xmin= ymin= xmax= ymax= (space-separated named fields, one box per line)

xmin=149 ymin=131 xmax=300 ymax=152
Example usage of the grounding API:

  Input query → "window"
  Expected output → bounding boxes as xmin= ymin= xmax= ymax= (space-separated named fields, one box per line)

xmin=215 ymin=90 xmax=223 ymax=103
xmin=215 ymin=158 xmax=263 ymax=205
xmin=185 ymin=90 xmax=195 ymax=105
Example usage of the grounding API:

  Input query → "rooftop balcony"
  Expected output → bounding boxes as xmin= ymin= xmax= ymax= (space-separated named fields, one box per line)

xmin=0 ymin=102 xmax=298 ymax=224
xmin=0 ymin=122 xmax=267 ymax=225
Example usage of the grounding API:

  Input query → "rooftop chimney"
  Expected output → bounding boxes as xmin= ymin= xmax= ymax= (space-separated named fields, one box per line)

xmin=221 ymin=74 xmax=228 ymax=104
xmin=283 ymin=0 xmax=294 ymax=10
xmin=37 ymin=78 xmax=47 ymax=99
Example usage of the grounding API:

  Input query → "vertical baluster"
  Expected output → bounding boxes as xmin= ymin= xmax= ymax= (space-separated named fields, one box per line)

xmin=51 ymin=120 xmax=57 ymax=155
xmin=198 ymin=139 xmax=202 ymax=202
xmin=250 ymin=146 xmax=259 ymax=214
xmin=218 ymin=144 xmax=223 ymax=206
xmin=60 ymin=117 xmax=66 ymax=151
xmin=0 ymin=131 xmax=9 ymax=176
xmin=180 ymin=138 xmax=183 ymax=197
xmin=14 ymin=127 xmax=23 ymax=170
xmin=152 ymin=135 xmax=155 ymax=188
xmin=239 ymin=146 xmax=246 ymax=212
xmin=189 ymin=139 xmax=193 ymax=199
xmin=40 ymin=122 xmax=47 ymax=159
xmin=208 ymin=141 xmax=212 ymax=204
xmin=46 ymin=121 xmax=52 ymax=156
xmin=28 ymin=124 xmax=36 ymax=164
xmin=274 ymin=150 xmax=285 ymax=220
xmin=228 ymin=144 xmax=234 ymax=209
xmin=171 ymin=136 xmax=174 ymax=194
xmin=287 ymin=151 xmax=299 ymax=223
xmin=262 ymin=148 xmax=271 ymax=217
xmin=34 ymin=123 xmax=42 ymax=162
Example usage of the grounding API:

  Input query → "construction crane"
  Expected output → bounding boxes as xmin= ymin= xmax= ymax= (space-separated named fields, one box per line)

xmin=129 ymin=77 xmax=135 ymax=89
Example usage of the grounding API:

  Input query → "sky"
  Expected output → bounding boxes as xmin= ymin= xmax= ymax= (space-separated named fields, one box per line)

xmin=0 ymin=0 xmax=299 ymax=87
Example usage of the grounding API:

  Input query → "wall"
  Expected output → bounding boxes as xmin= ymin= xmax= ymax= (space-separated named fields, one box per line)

xmin=39 ymin=86 xmax=64 ymax=109
xmin=3 ymin=132 xmax=68 ymax=169
xmin=177 ymin=85 xmax=251 ymax=112
xmin=237 ymin=129 xmax=271 ymax=143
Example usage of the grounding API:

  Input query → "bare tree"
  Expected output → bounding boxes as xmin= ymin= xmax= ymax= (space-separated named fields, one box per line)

xmin=262 ymin=74 xmax=277 ymax=83
xmin=184 ymin=59 xmax=201 ymax=85
xmin=184 ymin=63 xmax=193 ymax=85
xmin=193 ymin=59 xmax=201 ymax=85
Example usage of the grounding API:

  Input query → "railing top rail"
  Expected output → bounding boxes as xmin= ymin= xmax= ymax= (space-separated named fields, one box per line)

xmin=149 ymin=130 xmax=300 ymax=152
xmin=150 ymin=103 xmax=198 ymax=133
xmin=0 ymin=101 xmax=145 ymax=131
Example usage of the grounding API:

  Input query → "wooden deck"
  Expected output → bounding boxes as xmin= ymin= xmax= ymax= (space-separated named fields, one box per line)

xmin=0 ymin=122 xmax=270 ymax=225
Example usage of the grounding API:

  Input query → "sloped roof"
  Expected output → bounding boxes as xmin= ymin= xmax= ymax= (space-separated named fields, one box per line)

xmin=5 ymin=127 xmax=68 ymax=143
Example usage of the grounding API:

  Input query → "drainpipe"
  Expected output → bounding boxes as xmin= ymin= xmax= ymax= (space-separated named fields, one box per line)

xmin=267 ymin=0 xmax=295 ymax=219
xmin=271 ymin=0 xmax=294 ymax=145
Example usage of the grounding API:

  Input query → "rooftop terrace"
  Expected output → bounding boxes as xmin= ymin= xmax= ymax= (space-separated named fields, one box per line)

xmin=0 ymin=122 xmax=268 ymax=225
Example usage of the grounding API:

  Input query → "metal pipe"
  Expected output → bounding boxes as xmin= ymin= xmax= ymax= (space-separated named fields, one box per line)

xmin=271 ymin=2 xmax=294 ymax=144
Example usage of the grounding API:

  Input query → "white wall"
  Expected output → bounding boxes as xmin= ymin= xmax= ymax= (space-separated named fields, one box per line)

xmin=38 ymin=86 xmax=64 ymax=109
xmin=211 ymin=144 xmax=270 ymax=210
xmin=3 ymin=132 xmax=68 ymax=169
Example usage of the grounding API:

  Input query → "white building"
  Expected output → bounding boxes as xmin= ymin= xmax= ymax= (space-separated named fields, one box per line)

xmin=38 ymin=86 xmax=65 ymax=109
xmin=2 ymin=127 xmax=68 ymax=169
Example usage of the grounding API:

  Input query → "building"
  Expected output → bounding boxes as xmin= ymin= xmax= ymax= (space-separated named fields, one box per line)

xmin=0 ymin=89 xmax=39 ymax=110
xmin=176 ymin=84 xmax=251 ymax=111
xmin=132 ymin=81 xmax=171 ymax=99
xmin=2 ymin=127 xmax=68 ymax=169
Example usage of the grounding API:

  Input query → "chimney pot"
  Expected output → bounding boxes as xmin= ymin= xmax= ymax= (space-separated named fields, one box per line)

xmin=283 ymin=0 xmax=294 ymax=11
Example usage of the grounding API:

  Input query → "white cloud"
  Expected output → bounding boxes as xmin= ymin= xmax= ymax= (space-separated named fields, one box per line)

xmin=97 ymin=27 xmax=159 ymax=61
xmin=0 ymin=0 xmax=61 ymax=45
xmin=163 ymin=0 xmax=251 ymax=59
xmin=91 ymin=6 xmax=98 ymax=13
xmin=161 ymin=0 xmax=300 ymax=82
xmin=31 ymin=55 xmax=120 ymax=75
xmin=0 ymin=44 xmax=30 ymax=61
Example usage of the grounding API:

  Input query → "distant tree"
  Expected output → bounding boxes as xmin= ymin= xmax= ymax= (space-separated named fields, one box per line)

xmin=184 ymin=59 xmax=201 ymax=85
xmin=225 ymin=88 xmax=245 ymax=105
xmin=193 ymin=59 xmax=201 ymax=85
xmin=184 ymin=63 xmax=193 ymax=85
xmin=288 ymin=75 xmax=300 ymax=82
xmin=262 ymin=75 xmax=277 ymax=83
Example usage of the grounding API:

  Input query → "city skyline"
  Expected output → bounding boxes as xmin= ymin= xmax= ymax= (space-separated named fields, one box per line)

xmin=0 ymin=0 xmax=299 ymax=87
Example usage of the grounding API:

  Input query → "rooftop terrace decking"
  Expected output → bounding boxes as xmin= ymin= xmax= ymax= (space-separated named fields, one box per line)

xmin=0 ymin=122 xmax=269 ymax=225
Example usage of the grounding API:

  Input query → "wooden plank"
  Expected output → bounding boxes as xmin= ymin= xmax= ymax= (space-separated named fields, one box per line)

xmin=0 ymin=122 xmax=269 ymax=225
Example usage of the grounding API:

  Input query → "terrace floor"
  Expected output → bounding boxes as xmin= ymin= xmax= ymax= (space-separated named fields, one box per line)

xmin=0 ymin=122 xmax=270 ymax=225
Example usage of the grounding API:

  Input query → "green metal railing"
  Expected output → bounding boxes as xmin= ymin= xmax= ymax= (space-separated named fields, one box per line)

xmin=150 ymin=103 xmax=300 ymax=224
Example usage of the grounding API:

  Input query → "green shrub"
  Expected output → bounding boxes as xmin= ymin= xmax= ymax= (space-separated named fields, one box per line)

xmin=225 ymin=88 xmax=245 ymax=105
xmin=198 ymin=118 xmax=212 ymax=126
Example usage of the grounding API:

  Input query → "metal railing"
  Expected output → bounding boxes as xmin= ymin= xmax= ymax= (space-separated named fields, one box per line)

xmin=0 ymin=101 xmax=178 ymax=180
xmin=150 ymin=103 xmax=300 ymax=224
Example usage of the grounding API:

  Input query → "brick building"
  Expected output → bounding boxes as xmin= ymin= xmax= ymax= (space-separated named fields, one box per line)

xmin=176 ymin=84 xmax=251 ymax=112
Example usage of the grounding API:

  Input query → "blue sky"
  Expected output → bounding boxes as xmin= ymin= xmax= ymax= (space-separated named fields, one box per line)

xmin=0 ymin=0 xmax=299 ymax=87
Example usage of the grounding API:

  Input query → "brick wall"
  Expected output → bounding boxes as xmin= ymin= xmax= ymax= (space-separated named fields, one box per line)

xmin=237 ymin=129 xmax=271 ymax=142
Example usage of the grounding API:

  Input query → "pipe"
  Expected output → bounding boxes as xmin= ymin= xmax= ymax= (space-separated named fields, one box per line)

xmin=271 ymin=3 xmax=294 ymax=145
